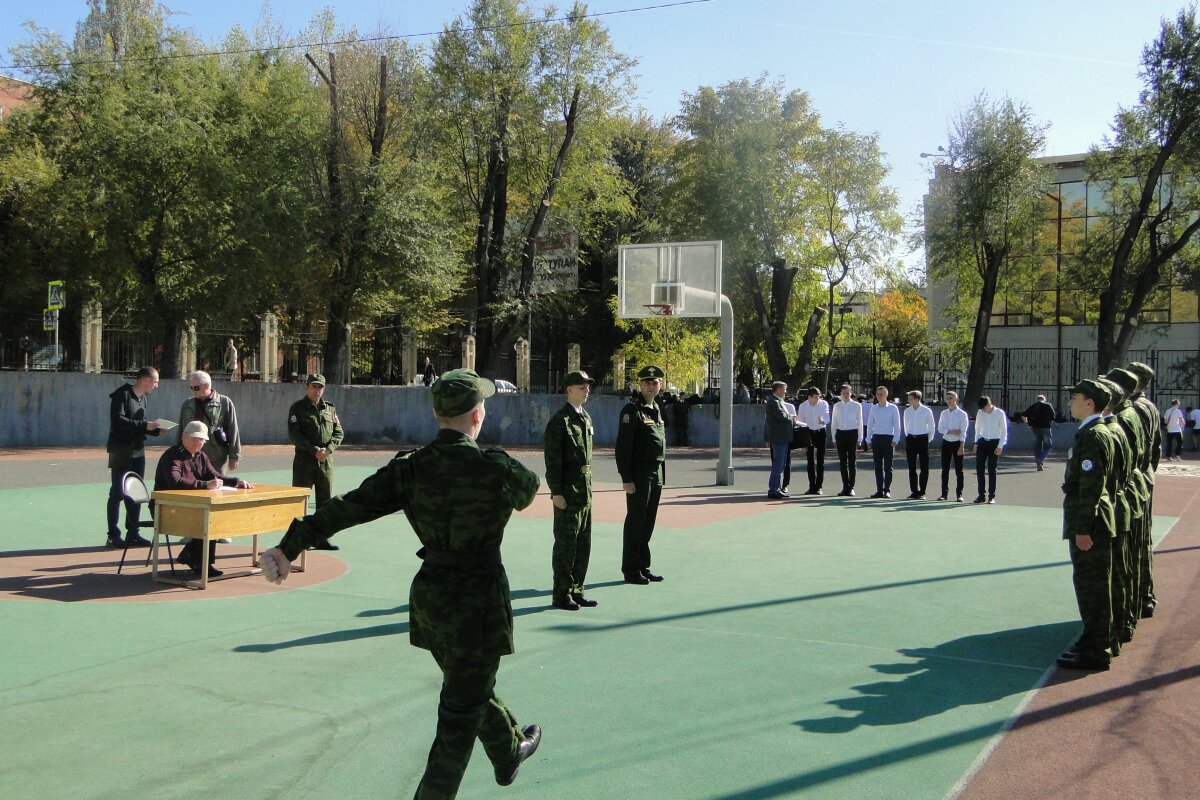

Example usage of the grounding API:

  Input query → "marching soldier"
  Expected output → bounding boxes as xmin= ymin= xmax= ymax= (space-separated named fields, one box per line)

xmin=260 ymin=369 xmax=542 ymax=798
xmin=1125 ymin=362 xmax=1161 ymax=619
xmin=616 ymin=365 xmax=667 ymax=585
xmin=288 ymin=374 xmax=344 ymax=550
xmin=544 ymin=371 xmax=598 ymax=610
xmin=1057 ymin=379 xmax=1116 ymax=671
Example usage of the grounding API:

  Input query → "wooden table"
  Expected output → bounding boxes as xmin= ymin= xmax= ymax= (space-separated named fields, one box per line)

xmin=150 ymin=484 xmax=311 ymax=589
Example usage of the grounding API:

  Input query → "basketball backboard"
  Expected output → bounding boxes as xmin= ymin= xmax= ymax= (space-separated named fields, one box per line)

xmin=617 ymin=241 xmax=722 ymax=318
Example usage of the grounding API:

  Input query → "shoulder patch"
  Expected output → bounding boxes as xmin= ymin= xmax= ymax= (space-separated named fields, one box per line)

xmin=289 ymin=414 xmax=297 ymax=423
xmin=1081 ymin=459 xmax=1095 ymax=472
xmin=622 ymin=413 xmax=632 ymax=423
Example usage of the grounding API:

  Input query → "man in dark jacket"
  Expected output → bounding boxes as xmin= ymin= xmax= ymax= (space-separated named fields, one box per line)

xmin=155 ymin=421 xmax=253 ymax=578
xmin=105 ymin=367 xmax=162 ymax=548
xmin=1019 ymin=395 xmax=1056 ymax=471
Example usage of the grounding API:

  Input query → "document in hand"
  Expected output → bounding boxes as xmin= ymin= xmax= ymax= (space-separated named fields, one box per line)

xmin=154 ymin=419 xmax=178 ymax=430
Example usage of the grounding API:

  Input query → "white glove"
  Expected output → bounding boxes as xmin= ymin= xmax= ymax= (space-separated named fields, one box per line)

xmin=261 ymin=548 xmax=292 ymax=584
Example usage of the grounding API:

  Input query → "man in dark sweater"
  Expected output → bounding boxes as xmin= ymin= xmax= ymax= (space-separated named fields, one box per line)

xmin=155 ymin=420 xmax=253 ymax=577
xmin=1020 ymin=395 xmax=1056 ymax=471
xmin=105 ymin=367 xmax=162 ymax=548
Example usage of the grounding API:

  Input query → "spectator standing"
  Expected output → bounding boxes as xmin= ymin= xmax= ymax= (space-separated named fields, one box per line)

xmin=1190 ymin=405 xmax=1200 ymax=451
xmin=830 ymin=384 xmax=862 ymax=496
xmin=421 ymin=356 xmax=436 ymax=387
xmin=1163 ymin=399 xmax=1185 ymax=461
xmin=902 ymin=390 xmax=935 ymax=499
xmin=866 ymin=386 xmax=901 ymax=498
xmin=105 ymin=367 xmax=162 ymax=548
xmin=764 ymin=382 xmax=794 ymax=499
xmin=797 ymin=387 xmax=829 ymax=495
xmin=936 ymin=391 xmax=969 ymax=502
xmin=178 ymin=370 xmax=241 ymax=471
xmin=972 ymin=396 xmax=1008 ymax=504
xmin=224 ymin=338 xmax=239 ymax=380
xmin=1019 ymin=395 xmax=1056 ymax=471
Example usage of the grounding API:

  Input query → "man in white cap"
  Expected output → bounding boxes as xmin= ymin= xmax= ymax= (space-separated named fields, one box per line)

xmin=154 ymin=420 xmax=253 ymax=578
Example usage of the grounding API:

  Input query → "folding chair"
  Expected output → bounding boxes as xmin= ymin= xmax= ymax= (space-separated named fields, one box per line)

xmin=116 ymin=472 xmax=173 ymax=574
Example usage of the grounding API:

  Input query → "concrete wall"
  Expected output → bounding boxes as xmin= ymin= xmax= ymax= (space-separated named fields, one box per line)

xmin=0 ymin=373 xmax=780 ymax=449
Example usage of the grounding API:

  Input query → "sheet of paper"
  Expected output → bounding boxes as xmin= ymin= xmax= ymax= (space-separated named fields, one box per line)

xmin=213 ymin=485 xmax=237 ymax=492
xmin=154 ymin=418 xmax=178 ymax=430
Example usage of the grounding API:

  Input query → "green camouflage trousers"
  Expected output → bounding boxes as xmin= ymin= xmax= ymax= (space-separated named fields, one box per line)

xmin=552 ymin=504 xmax=592 ymax=601
xmin=413 ymin=653 xmax=522 ymax=800
xmin=1134 ymin=498 xmax=1157 ymax=615
xmin=1069 ymin=535 xmax=1113 ymax=662
xmin=292 ymin=454 xmax=334 ymax=508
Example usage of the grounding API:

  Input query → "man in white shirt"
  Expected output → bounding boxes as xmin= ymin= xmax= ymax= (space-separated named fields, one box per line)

xmin=865 ymin=386 xmax=901 ymax=498
xmin=902 ymin=390 xmax=936 ymax=499
xmin=972 ymin=395 xmax=1008 ymax=504
xmin=1189 ymin=405 xmax=1200 ymax=451
xmin=797 ymin=387 xmax=830 ymax=495
xmin=936 ymin=391 xmax=969 ymax=502
xmin=1163 ymin=399 xmax=1185 ymax=461
xmin=831 ymin=384 xmax=863 ymax=496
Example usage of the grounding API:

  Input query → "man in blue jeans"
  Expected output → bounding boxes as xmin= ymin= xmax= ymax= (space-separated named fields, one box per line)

xmin=765 ymin=382 xmax=795 ymax=499
xmin=1019 ymin=395 xmax=1056 ymax=471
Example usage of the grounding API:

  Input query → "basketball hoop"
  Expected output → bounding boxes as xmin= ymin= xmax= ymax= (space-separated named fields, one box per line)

xmin=643 ymin=304 xmax=675 ymax=317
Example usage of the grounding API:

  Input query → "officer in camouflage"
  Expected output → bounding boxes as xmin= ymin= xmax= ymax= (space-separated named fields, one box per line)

xmin=1057 ymin=379 xmax=1116 ymax=671
xmin=544 ymin=370 xmax=598 ymax=611
xmin=1125 ymin=361 xmax=1161 ymax=620
xmin=617 ymin=365 xmax=667 ymax=585
xmin=288 ymin=374 xmax=344 ymax=550
xmin=1104 ymin=367 xmax=1149 ymax=643
xmin=260 ymin=369 xmax=542 ymax=799
xmin=1095 ymin=376 xmax=1134 ymax=655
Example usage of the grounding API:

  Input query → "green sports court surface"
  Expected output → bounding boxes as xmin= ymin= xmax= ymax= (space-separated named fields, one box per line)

xmin=0 ymin=465 xmax=1180 ymax=799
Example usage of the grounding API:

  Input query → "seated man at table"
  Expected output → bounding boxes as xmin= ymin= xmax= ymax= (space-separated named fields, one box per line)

xmin=155 ymin=420 xmax=253 ymax=578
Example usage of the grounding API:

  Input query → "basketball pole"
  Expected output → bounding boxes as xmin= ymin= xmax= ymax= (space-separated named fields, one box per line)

xmin=717 ymin=294 xmax=734 ymax=485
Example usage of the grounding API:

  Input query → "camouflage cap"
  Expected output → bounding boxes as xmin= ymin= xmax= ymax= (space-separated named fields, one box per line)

xmin=637 ymin=365 xmax=664 ymax=380
xmin=1095 ymin=377 xmax=1124 ymax=406
xmin=1071 ymin=379 xmax=1111 ymax=410
xmin=431 ymin=368 xmax=496 ymax=416
xmin=306 ymin=374 xmax=326 ymax=386
xmin=1126 ymin=362 xmax=1155 ymax=383
xmin=564 ymin=370 xmax=595 ymax=387
xmin=1104 ymin=368 xmax=1138 ymax=393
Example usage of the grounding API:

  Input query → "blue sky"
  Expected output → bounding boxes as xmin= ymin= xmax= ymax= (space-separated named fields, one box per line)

xmin=0 ymin=0 xmax=1189 ymax=237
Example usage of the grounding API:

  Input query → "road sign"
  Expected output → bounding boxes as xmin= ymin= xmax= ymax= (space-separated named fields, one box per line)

xmin=48 ymin=281 xmax=65 ymax=310
xmin=43 ymin=308 xmax=58 ymax=331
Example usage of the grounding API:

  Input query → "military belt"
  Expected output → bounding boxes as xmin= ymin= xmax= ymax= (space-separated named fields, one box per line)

xmin=417 ymin=547 xmax=502 ymax=568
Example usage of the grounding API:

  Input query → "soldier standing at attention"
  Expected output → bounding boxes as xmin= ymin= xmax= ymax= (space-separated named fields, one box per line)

xmin=544 ymin=371 xmax=598 ymax=611
xmin=289 ymin=374 xmax=344 ymax=550
xmin=1056 ymin=379 xmax=1116 ymax=672
xmin=1095 ymin=376 xmax=1135 ymax=657
xmin=617 ymin=365 xmax=667 ymax=585
xmin=259 ymin=369 xmax=542 ymax=798
xmin=1126 ymin=362 xmax=1162 ymax=619
xmin=1104 ymin=368 xmax=1149 ymax=644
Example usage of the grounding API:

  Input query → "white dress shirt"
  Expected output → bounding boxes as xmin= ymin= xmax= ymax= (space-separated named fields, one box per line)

xmin=902 ymin=404 xmax=936 ymax=437
xmin=937 ymin=406 xmax=970 ymax=442
xmin=974 ymin=407 xmax=1008 ymax=448
xmin=1191 ymin=408 xmax=1200 ymax=428
xmin=1166 ymin=407 xmax=1185 ymax=433
xmin=797 ymin=398 xmax=829 ymax=429
xmin=866 ymin=402 xmax=901 ymax=443
xmin=832 ymin=399 xmax=863 ymax=437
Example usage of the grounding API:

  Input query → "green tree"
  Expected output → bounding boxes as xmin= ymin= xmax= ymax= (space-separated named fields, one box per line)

xmin=1086 ymin=6 xmax=1200 ymax=370
xmin=924 ymin=94 xmax=1050 ymax=412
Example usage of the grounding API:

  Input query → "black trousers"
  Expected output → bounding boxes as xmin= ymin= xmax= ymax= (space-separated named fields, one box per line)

xmin=806 ymin=428 xmax=827 ymax=490
xmin=835 ymin=429 xmax=858 ymax=490
xmin=976 ymin=438 xmax=1000 ymax=498
xmin=107 ymin=453 xmax=146 ymax=539
xmin=905 ymin=434 xmax=929 ymax=494
xmin=940 ymin=439 xmax=964 ymax=496
xmin=871 ymin=435 xmax=894 ymax=492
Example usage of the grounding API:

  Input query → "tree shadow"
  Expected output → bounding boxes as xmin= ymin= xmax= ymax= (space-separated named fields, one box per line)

xmin=794 ymin=621 xmax=1079 ymax=733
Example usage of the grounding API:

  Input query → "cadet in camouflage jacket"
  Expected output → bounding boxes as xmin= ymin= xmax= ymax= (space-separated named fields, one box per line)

xmin=1126 ymin=362 xmax=1161 ymax=618
xmin=1058 ymin=379 xmax=1116 ymax=671
xmin=543 ymin=371 xmax=597 ymax=610
xmin=616 ymin=365 xmax=667 ymax=584
xmin=263 ymin=369 xmax=542 ymax=798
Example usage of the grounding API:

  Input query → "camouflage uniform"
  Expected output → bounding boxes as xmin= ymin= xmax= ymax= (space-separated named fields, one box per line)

xmin=544 ymin=385 xmax=594 ymax=605
xmin=616 ymin=367 xmax=667 ymax=581
xmin=1097 ymin=408 xmax=1132 ymax=655
xmin=1127 ymin=362 xmax=1162 ymax=618
xmin=275 ymin=371 xmax=540 ymax=800
xmin=1104 ymin=368 xmax=1149 ymax=640
xmin=1062 ymin=391 xmax=1116 ymax=666
xmin=288 ymin=387 xmax=344 ymax=509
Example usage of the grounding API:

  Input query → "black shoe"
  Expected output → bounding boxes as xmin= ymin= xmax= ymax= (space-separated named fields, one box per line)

xmin=495 ymin=724 xmax=541 ymax=787
xmin=907 ymin=492 xmax=920 ymax=500
xmin=176 ymin=551 xmax=199 ymax=572
xmin=125 ymin=534 xmax=153 ymax=548
xmin=1118 ymin=628 xmax=1134 ymax=644
xmin=973 ymin=495 xmax=987 ymax=504
xmin=767 ymin=492 xmax=786 ymax=499
xmin=935 ymin=495 xmax=947 ymax=501
xmin=571 ymin=594 xmax=598 ymax=608
xmin=206 ymin=565 xmax=224 ymax=579
xmin=642 ymin=570 xmax=664 ymax=582
xmin=1036 ymin=462 xmax=1044 ymax=471
xmin=1055 ymin=652 xmax=1110 ymax=671
xmin=1141 ymin=605 xmax=1155 ymax=619
xmin=552 ymin=597 xmax=580 ymax=611
xmin=884 ymin=491 xmax=892 ymax=498
xmin=846 ymin=488 xmax=855 ymax=497
xmin=624 ymin=573 xmax=650 ymax=585
xmin=956 ymin=495 xmax=964 ymax=503
xmin=869 ymin=491 xmax=885 ymax=499
xmin=778 ymin=489 xmax=790 ymax=497
xmin=106 ymin=535 xmax=124 ymax=549
xmin=311 ymin=540 xmax=339 ymax=551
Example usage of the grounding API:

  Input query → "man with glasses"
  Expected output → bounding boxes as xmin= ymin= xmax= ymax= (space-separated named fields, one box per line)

xmin=105 ymin=366 xmax=162 ymax=548
xmin=178 ymin=370 xmax=241 ymax=471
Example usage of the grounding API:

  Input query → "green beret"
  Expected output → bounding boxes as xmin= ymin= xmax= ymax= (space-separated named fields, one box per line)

xmin=1071 ymin=379 xmax=1112 ymax=410
xmin=306 ymin=373 xmax=326 ymax=386
xmin=637 ymin=365 xmax=664 ymax=380
xmin=564 ymin=370 xmax=595 ymax=387
xmin=1126 ymin=362 xmax=1155 ymax=383
xmin=431 ymin=368 xmax=496 ymax=416
xmin=1104 ymin=368 xmax=1138 ymax=393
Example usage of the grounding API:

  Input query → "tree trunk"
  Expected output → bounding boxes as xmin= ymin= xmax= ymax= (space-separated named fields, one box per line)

xmin=789 ymin=306 xmax=825 ymax=388
xmin=963 ymin=241 xmax=1005 ymax=413
xmin=749 ymin=259 xmax=797 ymax=380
